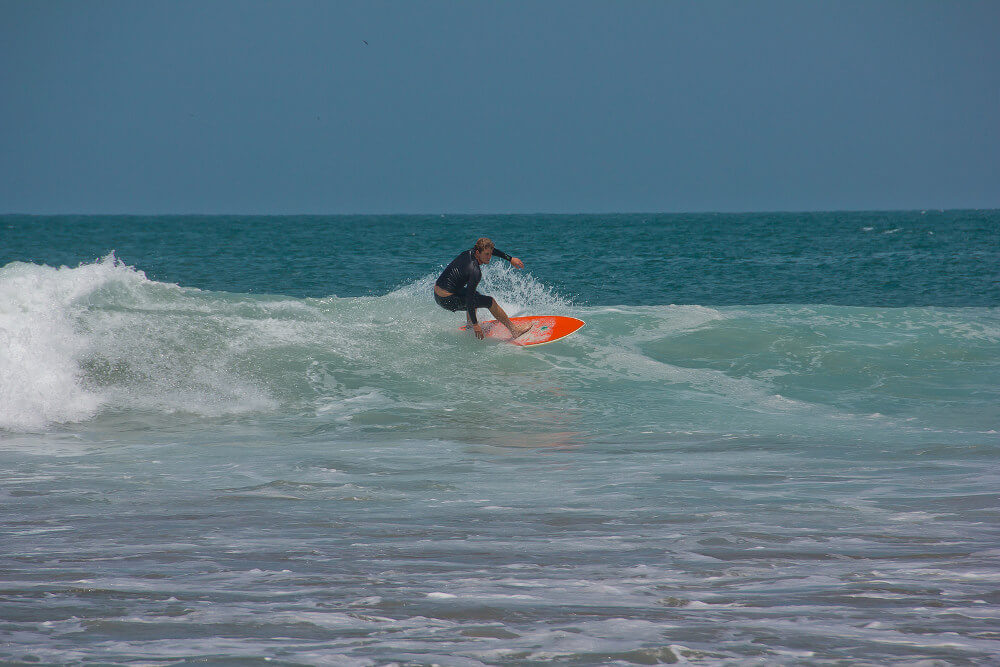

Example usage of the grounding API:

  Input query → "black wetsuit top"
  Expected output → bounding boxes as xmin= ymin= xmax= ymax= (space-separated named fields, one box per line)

xmin=435 ymin=248 xmax=513 ymax=324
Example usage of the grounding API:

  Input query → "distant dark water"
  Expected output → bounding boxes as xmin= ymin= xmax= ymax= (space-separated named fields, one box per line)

xmin=3 ymin=210 xmax=997 ymax=306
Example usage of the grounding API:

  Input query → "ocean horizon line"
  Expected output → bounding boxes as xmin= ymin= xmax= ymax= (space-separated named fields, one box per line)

xmin=3 ymin=206 xmax=998 ymax=218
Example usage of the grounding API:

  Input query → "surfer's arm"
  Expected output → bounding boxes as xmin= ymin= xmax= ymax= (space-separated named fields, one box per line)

xmin=493 ymin=249 xmax=524 ymax=269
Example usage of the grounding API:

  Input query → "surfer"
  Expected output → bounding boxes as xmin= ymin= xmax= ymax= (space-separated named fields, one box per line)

xmin=434 ymin=238 xmax=531 ymax=340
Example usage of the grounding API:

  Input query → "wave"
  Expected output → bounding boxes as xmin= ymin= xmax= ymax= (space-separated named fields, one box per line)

xmin=1 ymin=256 xmax=997 ymax=439
xmin=0 ymin=255 xmax=569 ymax=431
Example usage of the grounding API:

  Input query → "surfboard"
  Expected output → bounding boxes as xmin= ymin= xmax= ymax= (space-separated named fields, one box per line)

xmin=460 ymin=315 xmax=585 ymax=346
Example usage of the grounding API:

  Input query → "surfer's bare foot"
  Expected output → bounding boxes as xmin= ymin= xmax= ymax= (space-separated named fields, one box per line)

xmin=511 ymin=323 xmax=533 ymax=339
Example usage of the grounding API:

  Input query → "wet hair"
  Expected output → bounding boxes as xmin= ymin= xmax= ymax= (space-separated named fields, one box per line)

xmin=473 ymin=238 xmax=495 ymax=254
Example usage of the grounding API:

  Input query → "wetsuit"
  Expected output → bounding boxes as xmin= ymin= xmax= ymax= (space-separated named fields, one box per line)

xmin=434 ymin=248 xmax=513 ymax=324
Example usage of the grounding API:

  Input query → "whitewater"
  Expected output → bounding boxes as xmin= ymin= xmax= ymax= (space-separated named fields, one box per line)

xmin=2 ymin=212 xmax=999 ymax=665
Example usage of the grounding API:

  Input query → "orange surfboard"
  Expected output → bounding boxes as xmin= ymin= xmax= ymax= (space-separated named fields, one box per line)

xmin=460 ymin=315 xmax=585 ymax=346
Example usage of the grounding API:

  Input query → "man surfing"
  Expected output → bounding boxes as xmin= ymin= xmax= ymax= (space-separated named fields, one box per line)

xmin=434 ymin=237 xmax=532 ymax=340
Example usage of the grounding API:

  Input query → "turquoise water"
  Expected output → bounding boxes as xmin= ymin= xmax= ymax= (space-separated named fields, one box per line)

xmin=2 ymin=212 xmax=999 ymax=665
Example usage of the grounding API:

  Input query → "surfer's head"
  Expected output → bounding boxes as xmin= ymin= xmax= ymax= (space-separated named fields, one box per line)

xmin=473 ymin=237 xmax=495 ymax=264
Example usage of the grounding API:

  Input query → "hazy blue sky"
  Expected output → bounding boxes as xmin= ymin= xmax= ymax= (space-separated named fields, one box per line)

xmin=2 ymin=1 xmax=997 ymax=214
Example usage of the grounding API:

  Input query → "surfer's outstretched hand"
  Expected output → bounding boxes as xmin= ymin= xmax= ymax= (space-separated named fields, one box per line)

xmin=472 ymin=324 xmax=485 ymax=340
xmin=511 ymin=257 xmax=524 ymax=269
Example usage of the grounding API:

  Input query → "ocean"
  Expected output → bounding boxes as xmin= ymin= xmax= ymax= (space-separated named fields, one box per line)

xmin=2 ymin=211 xmax=998 ymax=665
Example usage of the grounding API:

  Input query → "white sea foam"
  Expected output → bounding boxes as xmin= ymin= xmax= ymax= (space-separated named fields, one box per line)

xmin=0 ymin=258 xmax=121 ymax=430
xmin=0 ymin=255 xmax=278 ymax=431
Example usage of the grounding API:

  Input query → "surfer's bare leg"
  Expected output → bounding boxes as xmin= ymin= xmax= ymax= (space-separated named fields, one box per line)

xmin=489 ymin=299 xmax=530 ymax=338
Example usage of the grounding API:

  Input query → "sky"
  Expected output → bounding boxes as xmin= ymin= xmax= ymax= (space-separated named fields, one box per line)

xmin=1 ymin=0 xmax=998 ymax=214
